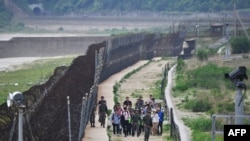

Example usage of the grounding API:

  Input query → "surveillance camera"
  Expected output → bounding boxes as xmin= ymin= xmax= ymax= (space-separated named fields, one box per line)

xmin=225 ymin=66 xmax=248 ymax=81
xmin=13 ymin=92 xmax=25 ymax=106
xmin=7 ymin=91 xmax=24 ymax=107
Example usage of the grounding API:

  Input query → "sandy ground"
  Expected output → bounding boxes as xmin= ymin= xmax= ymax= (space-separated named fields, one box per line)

xmin=0 ymin=33 xmax=107 ymax=41
xmin=0 ymin=57 xmax=41 ymax=71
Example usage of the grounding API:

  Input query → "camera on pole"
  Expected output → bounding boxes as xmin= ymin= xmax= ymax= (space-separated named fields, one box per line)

xmin=225 ymin=66 xmax=248 ymax=125
xmin=225 ymin=66 xmax=248 ymax=82
xmin=7 ymin=91 xmax=25 ymax=141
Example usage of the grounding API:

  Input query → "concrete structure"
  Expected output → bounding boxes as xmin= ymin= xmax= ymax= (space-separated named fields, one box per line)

xmin=0 ymin=36 xmax=109 ymax=58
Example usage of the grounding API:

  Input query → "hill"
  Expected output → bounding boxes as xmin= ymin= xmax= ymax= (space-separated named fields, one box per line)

xmin=1 ymin=0 xmax=250 ymax=28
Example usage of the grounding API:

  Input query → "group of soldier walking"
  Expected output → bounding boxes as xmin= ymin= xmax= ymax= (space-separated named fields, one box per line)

xmin=91 ymin=95 xmax=164 ymax=141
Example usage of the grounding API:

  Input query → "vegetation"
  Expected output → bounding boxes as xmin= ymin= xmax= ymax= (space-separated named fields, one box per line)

xmin=0 ymin=56 xmax=76 ymax=104
xmin=230 ymin=36 xmax=250 ymax=54
xmin=183 ymin=117 xmax=224 ymax=141
xmin=173 ymin=53 xmax=250 ymax=140
xmin=195 ymin=47 xmax=218 ymax=61
xmin=0 ymin=0 xmax=12 ymax=27
xmin=33 ymin=0 xmax=250 ymax=14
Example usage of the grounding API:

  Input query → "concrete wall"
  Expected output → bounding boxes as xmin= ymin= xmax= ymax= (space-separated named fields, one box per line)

xmin=0 ymin=36 xmax=109 ymax=58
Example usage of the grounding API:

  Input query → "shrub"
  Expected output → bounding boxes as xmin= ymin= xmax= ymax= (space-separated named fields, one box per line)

xmin=230 ymin=36 xmax=250 ymax=54
xmin=183 ymin=117 xmax=212 ymax=131
xmin=185 ymin=98 xmax=211 ymax=112
xmin=196 ymin=48 xmax=209 ymax=61
xmin=176 ymin=58 xmax=185 ymax=71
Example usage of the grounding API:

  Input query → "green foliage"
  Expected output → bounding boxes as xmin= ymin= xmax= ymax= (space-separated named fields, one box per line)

xmin=107 ymin=109 xmax=112 ymax=116
xmin=0 ymin=0 xmax=12 ymax=28
xmin=152 ymin=80 xmax=162 ymax=99
xmin=12 ymin=0 xmax=31 ymax=13
xmin=184 ymin=97 xmax=212 ymax=112
xmin=196 ymin=48 xmax=209 ymax=61
xmin=186 ymin=64 xmax=231 ymax=90
xmin=176 ymin=58 xmax=185 ymax=71
xmin=230 ymin=36 xmax=250 ymax=54
xmin=113 ymin=82 xmax=119 ymax=95
xmin=174 ymin=76 xmax=189 ymax=91
xmin=112 ymin=82 xmax=120 ymax=104
xmin=191 ymin=130 xmax=223 ymax=141
xmin=25 ymin=0 xmax=250 ymax=14
xmin=183 ymin=117 xmax=212 ymax=131
xmin=191 ymin=130 xmax=212 ymax=141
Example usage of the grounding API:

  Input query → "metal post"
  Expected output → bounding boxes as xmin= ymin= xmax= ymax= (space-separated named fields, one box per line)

xmin=235 ymin=87 xmax=244 ymax=124
xmin=196 ymin=24 xmax=199 ymax=50
xmin=225 ymin=23 xmax=230 ymax=58
xmin=170 ymin=108 xmax=173 ymax=137
xmin=78 ymin=96 xmax=86 ymax=141
xmin=211 ymin=115 xmax=215 ymax=141
xmin=67 ymin=96 xmax=72 ymax=141
xmin=18 ymin=105 xmax=25 ymax=141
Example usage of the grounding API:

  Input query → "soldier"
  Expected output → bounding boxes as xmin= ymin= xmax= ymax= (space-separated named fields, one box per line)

xmin=98 ymin=96 xmax=106 ymax=123
xmin=90 ymin=105 xmax=96 ymax=127
xmin=135 ymin=96 xmax=144 ymax=110
xmin=143 ymin=111 xmax=152 ymax=141
xmin=98 ymin=101 xmax=108 ymax=128
xmin=131 ymin=109 xmax=141 ymax=137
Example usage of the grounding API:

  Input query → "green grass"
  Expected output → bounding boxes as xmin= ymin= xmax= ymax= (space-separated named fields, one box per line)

xmin=0 ymin=56 xmax=76 ymax=104
xmin=183 ymin=117 xmax=223 ymax=141
xmin=174 ymin=56 xmax=250 ymax=141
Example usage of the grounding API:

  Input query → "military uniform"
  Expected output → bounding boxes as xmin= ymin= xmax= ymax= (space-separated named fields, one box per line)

xmin=143 ymin=112 xmax=152 ymax=141
xmin=131 ymin=110 xmax=141 ymax=137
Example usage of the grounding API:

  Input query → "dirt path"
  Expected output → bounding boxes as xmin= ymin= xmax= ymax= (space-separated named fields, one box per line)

xmin=83 ymin=60 xmax=149 ymax=141
xmin=109 ymin=58 xmax=170 ymax=141
xmin=84 ymin=58 xmax=171 ymax=141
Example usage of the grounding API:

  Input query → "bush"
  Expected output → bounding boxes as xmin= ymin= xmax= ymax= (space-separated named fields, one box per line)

xmin=230 ymin=36 xmax=250 ymax=54
xmin=185 ymin=98 xmax=211 ymax=112
xmin=183 ymin=117 xmax=212 ymax=131
xmin=196 ymin=48 xmax=209 ymax=61
xmin=176 ymin=58 xmax=185 ymax=71
xmin=186 ymin=64 xmax=232 ymax=90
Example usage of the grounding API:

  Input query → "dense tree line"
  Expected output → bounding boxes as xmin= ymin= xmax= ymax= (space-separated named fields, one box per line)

xmin=17 ymin=0 xmax=250 ymax=14
xmin=1 ymin=0 xmax=250 ymax=27
xmin=0 ymin=0 xmax=12 ymax=28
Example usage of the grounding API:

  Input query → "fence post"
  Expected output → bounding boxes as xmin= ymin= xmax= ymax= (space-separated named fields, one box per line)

xmin=170 ymin=108 xmax=173 ymax=137
xmin=84 ymin=93 xmax=89 ymax=126
xmin=67 ymin=96 xmax=72 ymax=141
xmin=211 ymin=115 xmax=215 ymax=141
xmin=78 ymin=96 xmax=86 ymax=141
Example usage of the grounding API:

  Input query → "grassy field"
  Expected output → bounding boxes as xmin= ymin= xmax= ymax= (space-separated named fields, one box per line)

xmin=173 ymin=38 xmax=250 ymax=141
xmin=0 ymin=55 xmax=77 ymax=104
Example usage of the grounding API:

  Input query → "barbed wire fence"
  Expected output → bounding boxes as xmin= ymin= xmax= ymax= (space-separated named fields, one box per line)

xmin=77 ymin=47 xmax=105 ymax=141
